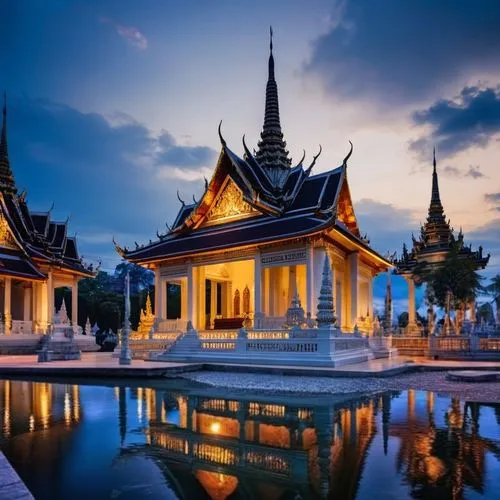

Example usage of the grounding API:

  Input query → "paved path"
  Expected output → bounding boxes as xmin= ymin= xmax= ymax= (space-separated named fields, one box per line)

xmin=0 ymin=453 xmax=33 ymax=499
xmin=0 ymin=352 xmax=499 ymax=379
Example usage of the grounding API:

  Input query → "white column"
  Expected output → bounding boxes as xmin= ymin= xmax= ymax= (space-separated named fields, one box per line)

xmin=210 ymin=281 xmax=216 ymax=326
xmin=197 ymin=267 xmax=205 ymax=329
xmin=254 ymin=252 xmax=262 ymax=315
xmin=23 ymin=286 xmax=31 ymax=322
xmin=306 ymin=245 xmax=314 ymax=317
xmin=162 ymin=280 xmax=168 ymax=320
xmin=71 ymin=278 xmax=78 ymax=333
xmin=186 ymin=264 xmax=195 ymax=329
xmin=368 ymin=276 xmax=374 ymax=318
xmin=181 ymin=278 xmax=187 ymax=321
xmin=407 ymin=277 xmax=416 ymax=326
xmin=47 ymin=271 xmax=54 ymax=327
xmin=4 ymin=277 xmax=12 ymax=334
xmin=262 ymin=268 xmax=269 ymax=317
xmin=348 ymin=252 xmax=359 ymax=329
xmin=154 ymin=267 xmax=161 ymax=318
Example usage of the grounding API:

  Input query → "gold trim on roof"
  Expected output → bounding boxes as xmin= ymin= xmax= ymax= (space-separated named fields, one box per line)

xmin=0 ymin=212 xmax=19 ymax=249
xmin=203 ymin=180 xmax=258 ymax=226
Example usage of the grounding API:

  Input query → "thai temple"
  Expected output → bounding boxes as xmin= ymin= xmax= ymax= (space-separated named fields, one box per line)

xmin=0 ymin=95 xmax=94 ymax=335
xmin=395 ymin=149 xmax=490 ymax=334
xmin=117 ymin=30 xmax=391 ymax=335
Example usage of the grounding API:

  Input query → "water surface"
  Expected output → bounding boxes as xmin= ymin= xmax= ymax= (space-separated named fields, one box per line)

xmin=0 ymin=378 xmax=499 ymax=499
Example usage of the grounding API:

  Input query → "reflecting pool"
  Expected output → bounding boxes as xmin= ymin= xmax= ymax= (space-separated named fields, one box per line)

xmin=0 ymin=378 xmax=499 ymax=499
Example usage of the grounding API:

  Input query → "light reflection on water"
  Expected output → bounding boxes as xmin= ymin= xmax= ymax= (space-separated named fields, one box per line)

xmin=0 ymin=378 xmax=499 ymax=500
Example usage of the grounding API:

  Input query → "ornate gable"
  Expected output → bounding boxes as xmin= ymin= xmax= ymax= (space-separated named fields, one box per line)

xmin=0 ymin=210 xmax=21 ymax=250
xmin=335 ymin=178 xmax=360 ymax=237
xmin=202 ymin=178 xmax=259 ymax=227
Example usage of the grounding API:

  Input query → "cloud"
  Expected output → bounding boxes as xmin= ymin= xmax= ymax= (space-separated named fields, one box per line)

xmin=7 ymin=95 xmax=214 ymax=269
xmin=409 ymin=86 xmax=500 ymax=158
xmin=99 ymin=16 xmax=148 ymax=50
xmin=156 ymin=131 xmax=217 ymax=167
xmin=485 ymin=192 xmax=500 ymax=212
xmin=304 ymin=0 xmax=500 ymax=106
xmin=355 ymin=198 xmax=418 ymax=256
xmin=467 ymin=219 xmax=500 ymax=275
xmin=441 ymin=164 xmax=485 ymax=179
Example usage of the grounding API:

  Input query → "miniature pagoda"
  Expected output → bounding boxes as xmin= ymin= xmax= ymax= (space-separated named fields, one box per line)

xmin=395 ymin=149 xmax=489 ymax=333
xmin=116 ymin=29 xmax=391 ymax=334
xmin=0 ymin=94 xmax=95 ymax=335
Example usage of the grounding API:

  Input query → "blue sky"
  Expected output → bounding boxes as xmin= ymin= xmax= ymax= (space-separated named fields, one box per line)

xmin=1 ymin=0 xmax=500 ymax=309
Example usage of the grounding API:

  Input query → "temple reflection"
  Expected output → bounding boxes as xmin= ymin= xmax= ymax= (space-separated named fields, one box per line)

xmin=0 ymin=379 xmax=81 ymax=439
xmin=120 ymin=386 xmax=500 ymax=499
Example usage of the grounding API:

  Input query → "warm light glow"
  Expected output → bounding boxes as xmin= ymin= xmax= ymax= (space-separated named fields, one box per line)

xmin=210 ymin=421 xmax=221 ymax=434
xmin=29 ymin=414 xmax=35 ymax=433
xmin=64 ymin=390 xmax=71 ymax=427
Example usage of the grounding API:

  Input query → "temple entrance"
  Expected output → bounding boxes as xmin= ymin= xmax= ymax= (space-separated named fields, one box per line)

xmin=198 ymin=259 xmax=254 ymax=330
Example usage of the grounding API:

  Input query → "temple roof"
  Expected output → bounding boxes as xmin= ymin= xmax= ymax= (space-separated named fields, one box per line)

xmin=118 ymin=31 xmax=385 ymax=267
xmin=395 ymin=150 xmax=489 ymax=274
xmin=0 ymin=97 xmax=95 ymax=279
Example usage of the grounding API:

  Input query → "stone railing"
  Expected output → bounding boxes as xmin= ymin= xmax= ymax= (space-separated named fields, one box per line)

xmin=389 ymin=335 xmax=500 ymax=359
xmin=157 ymin=319 xmax=187 ymax=332
xmin=129 ymin=338 xmax=177 ymax=359
xmin=161 ymin=326 xmax=372 ymax=367
xmin=256 ymin=316 xmax=286 ymax=330
xmin=10 ymin=320 xmax=33 ymax=334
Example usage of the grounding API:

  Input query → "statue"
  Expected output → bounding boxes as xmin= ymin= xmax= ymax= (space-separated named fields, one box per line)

xmin=285 ymin=292 xmax=306 ymax=328
xmin=85 ymin=317 xmax=92 ymax=336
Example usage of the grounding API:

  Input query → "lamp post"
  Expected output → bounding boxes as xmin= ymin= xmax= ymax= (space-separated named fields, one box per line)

xmin=119 ymin=271 xmax=132 ymax=365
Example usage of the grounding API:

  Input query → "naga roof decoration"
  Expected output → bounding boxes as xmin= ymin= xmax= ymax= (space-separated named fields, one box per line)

xmin=395 ymin=149 xmax=489 ymax=274
xmin=119 ymin=29 xmax=381 ymax=265
xmin=0 ymin=96 xmax=95 ymax=279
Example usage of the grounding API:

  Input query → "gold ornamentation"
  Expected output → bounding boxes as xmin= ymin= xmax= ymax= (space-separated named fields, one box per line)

xmin=233 ymin=289 xmax=240 ymax=316
xmin=0 ymin=213 xmax=18 ymax=249
xmin=205 ymin=181 xmax=256 ymax=224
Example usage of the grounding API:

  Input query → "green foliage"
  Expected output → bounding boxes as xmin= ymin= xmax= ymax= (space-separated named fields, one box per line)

xmin=477 ymin=303 xmax=494 ymax=323
xmin=484 ymin=274 xmax=500 ymax=310
xmin=398 ymin=312 xmax=408 ymax=327
xmin=413 ymin=243 xmax=482 ymax=309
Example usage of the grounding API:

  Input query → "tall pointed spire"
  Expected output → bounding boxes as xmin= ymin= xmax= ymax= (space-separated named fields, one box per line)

xmin=255 ymin=27 xmax=291 ymax=189
xmin=423 ymin=147 xmax=452 ymax=246
xmin=0 ymin=93 xmax=17 ymax=195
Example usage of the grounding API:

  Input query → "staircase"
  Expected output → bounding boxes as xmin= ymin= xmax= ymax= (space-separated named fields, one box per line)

xmin=153 ymin=331 xmax=201 ymax=361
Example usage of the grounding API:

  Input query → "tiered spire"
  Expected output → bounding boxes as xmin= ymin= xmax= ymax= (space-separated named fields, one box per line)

xmin=255 ymin=27 xmax=291 ymax=189
xmin=0 ymin=93 xmax=17 ymax=195
xmin=422 ymin=148 xmax=452 ymax=247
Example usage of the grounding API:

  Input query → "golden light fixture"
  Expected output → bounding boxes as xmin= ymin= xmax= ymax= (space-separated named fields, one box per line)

xmin=210 ymin=421 xmax=221 ymax=434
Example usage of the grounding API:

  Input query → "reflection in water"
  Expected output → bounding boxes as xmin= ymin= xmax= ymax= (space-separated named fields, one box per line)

xmin=0 ymin=378 xmax=499 ymax=500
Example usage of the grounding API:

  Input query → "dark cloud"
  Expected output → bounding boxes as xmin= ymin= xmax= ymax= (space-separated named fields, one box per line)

xmin=305 ymin=0 xmax=500 ymax=105
xmin=440 ymin=164 xmax=484 ymax=179
xmin=7 ymin=96 xmax=213 ymax=270
xmin=485 ymin=192 xmax=500 ymax=212
xmin=409 ymin=86 xmax=500 ymax=157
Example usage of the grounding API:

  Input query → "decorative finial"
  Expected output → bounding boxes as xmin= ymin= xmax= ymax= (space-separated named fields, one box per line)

xmin=242 ymin=134 xmax=253 ymax=159
xmin=176 ymin=190 xmax=185 ymax=206
xmin=165 ymin=221 xmax=171 ymax=231
xmin=48 ymin=201 xmax=55 ymax=213
xmin=192 ymin=194 xmax=198 ymax=204
xmin=204 ymin=176 xmax=209 ymax=190
xmin=218 ymin=120 xmax=226 ymax=147
xmin=433 ymin=146 xmax=436 ymax=171
xmin=306 ymin=144 xmax=322 ymax=174
xmin=297 ymin=149 xmax=306 ymax=167
xmin=342 ymin=140 xmax=353 ymax=167
xmin=270 ymin=25 xmax=273 ymax=53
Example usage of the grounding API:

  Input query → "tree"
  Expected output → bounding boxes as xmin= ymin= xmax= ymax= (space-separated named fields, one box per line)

xmin=484 ymin=274 xmax=500 ymax=319
xmin=414 ymin=243 xmax=482 ymax=311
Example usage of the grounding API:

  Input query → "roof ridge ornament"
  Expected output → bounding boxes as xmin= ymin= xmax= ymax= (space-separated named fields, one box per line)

xmin=176 ymin=190 xmax=185 ymax=206
xmin=204 ymin=176 xmax=209 ymax=190
xmin=342 ymin=140 xmax=353 ymax=167
xmin=306 ymin=145 xmax=322 ymax=175
xmin=218 ymin=120 xmax=226 ymax=147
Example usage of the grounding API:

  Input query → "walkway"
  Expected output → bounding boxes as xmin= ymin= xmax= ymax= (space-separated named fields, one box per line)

xmin=0 ymin=352 xmax=499 ymax=379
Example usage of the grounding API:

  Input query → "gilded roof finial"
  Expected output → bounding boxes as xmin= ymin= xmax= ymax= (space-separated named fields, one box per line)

xmin=270 ymin=25 xmax=273 ymax=53
xmin=306 ymin=145 xmax=322 ymax=175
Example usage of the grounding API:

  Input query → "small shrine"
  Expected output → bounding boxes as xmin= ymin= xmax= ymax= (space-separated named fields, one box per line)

xmin=131 ymin=293 xmax=155 ymax=339
xmin=394 ymin=150 xmax=489 ymax=335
